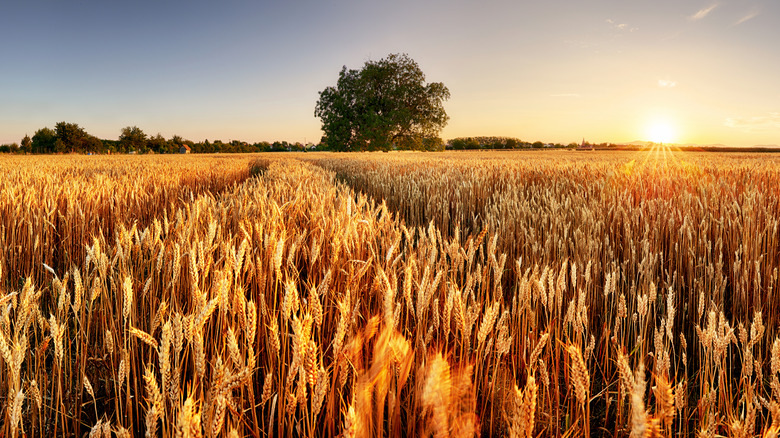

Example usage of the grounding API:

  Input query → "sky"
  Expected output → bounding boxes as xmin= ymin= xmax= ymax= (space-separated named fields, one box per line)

xmin=1 ymin=0 xmax=779 ymax=147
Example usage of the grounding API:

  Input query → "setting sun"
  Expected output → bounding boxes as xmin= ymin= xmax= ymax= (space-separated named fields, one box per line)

xmin=645 ymin=119 xmax=678 ymax=144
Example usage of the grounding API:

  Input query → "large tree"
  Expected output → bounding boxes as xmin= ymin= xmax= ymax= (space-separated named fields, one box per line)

xmin=315 ymin=53 xmax=450 ymax=151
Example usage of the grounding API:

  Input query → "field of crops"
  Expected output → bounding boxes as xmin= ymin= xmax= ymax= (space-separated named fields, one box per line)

xmin=1 ymin=150 xmax=779 ymax=437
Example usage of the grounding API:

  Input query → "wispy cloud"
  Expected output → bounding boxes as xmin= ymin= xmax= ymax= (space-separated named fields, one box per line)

xmin=689 ymin=4 xmax=718 ymax=21
xmin=550 ymin=93 xmax=581 ymax=98
xmin=733 ymin=9 xmax=760 ymax=26
xmin=725 ymin=112 xmax=780 ymax=132
xmin=606 ymin=19 xmax=638 ymax=32
xmin=658 ymin=79 xmax=677 ymax=88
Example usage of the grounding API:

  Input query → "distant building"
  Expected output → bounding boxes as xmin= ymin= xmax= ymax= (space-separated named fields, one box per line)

xmin=179 ymin=145 xmax=191 ymax=154
xmin=578 ymin=138 xmax=593 ymax=150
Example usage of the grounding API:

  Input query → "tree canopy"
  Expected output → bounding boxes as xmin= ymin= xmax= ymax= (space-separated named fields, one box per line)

xmin=119 ymin=126 xmax=148 ymax=152
xmin=29 ymin=122 xmax=103 ymax=154
xmin=315 ymin=53 xmax=450 ymax=151
xmin=53 ymin=122 xmax=102 ymax=153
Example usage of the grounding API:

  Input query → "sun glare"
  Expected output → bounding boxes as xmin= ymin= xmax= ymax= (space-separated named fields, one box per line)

xmin=645 ymin=119 xmax=678 ymax=144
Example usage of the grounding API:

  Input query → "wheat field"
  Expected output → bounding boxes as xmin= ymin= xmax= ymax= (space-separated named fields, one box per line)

xmin=1 ymin=149 xmax=779 ymax=437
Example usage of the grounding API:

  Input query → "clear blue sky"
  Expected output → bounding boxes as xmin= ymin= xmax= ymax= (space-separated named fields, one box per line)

xmin=2 ymin=0 xmax=779 ymax=146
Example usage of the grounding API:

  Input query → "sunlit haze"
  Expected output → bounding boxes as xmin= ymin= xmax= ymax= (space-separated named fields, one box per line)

xmin=645 ymin=118 xmax=678 ymax=144
xmin=2 ymin=0 xmax=779 ymax=147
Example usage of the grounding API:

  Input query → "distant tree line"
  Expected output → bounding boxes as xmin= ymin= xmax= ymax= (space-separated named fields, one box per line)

xmin=447 ymin=136 xmax=578 ymax=150
xmin=1 ymin=123 xmax=323 ymax=154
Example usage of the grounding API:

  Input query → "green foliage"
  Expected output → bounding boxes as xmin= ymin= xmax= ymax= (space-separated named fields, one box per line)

xmin=0 ymin=143 xmax=17 ymax=153
xmin=20 ymin=135 xmax=32 ymax=153
xmin=119 ymin=126 xmax=148 ymax=152
xmin=392 ymin=135 xmax=445 ymax=151
xmin=449 ymin=136 xmax=524 ymax=150
xmin=147 ymin=133 xmax=170 ymax=153
xmin=31 ymin=127 xmax=56 ymax=153
xmin=54 ymin=122 xmax=102 ymax=153
xmin=315 ymin=53 xmax=450 ymax=151
xmin=24 ymin=123 xmax=316 ymax=154
xmin=28 ymin=122 xmax=104 ymax=154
